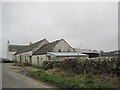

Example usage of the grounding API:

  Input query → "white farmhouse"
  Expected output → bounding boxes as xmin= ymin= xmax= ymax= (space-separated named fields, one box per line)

xmin=13 ymin=38 xmax=48 ymax=64
xmin=7 ymin=41 xmax=27 ymax=61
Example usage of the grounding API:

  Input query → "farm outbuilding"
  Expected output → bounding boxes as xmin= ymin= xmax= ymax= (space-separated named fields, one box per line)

xmin=74 ymin=49 xmax=99 ymax=58
xmin=7 ymin=41 xmax=27 ymax=61
xmin=32 ymin=39 xmax=75 ymax=66
xmin=13 ymin=38 xmax=49 ymax=64
xmin=47 ymin=52 xmax=88 ymax=61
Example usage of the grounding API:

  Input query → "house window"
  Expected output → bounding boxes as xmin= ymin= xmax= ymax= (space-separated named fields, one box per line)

xmin=59 ymin=49 xmax=61 ymax=52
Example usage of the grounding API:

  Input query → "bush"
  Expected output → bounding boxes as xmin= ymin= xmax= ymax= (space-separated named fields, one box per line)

xmin=43 ymin=57 xmax=119 ymax=75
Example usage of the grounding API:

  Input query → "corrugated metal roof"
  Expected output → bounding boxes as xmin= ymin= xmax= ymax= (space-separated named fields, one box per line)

xmin=47 ymin=52 xmax=88 ymax=57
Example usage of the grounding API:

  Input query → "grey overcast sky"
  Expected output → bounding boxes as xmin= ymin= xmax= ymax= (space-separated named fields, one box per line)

xmin=1 ymin=2 xmax=118 ymax=57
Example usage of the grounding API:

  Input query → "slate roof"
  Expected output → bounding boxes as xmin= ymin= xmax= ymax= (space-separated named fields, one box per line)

xmin=8 ymin=45 xmax=27 ymax=52
xmin=33 ymin=39 xmax=63 ymax=55
xmin=14 ymin=38 xmax=48 ymax=55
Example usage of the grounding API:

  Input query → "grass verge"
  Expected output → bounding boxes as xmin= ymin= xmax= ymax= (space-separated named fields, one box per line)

xmin=27 ymin=69 xmax=118 ymax=88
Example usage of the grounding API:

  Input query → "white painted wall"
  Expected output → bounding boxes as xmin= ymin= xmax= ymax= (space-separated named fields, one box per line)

xmin=7 ymin=52 xmax=16 ymax=60
xmin=46 ymin=53 xmax=56 ymax=60
xmin=15 ymin=54 xmax=20 ymax=62
xmin=13 ymin=39 xmax=48 ymax=64
xmin=53 ymin=40 xmax=74 ymax=52
xmin=15 ymin=51 xmax=32 ymax=64
xmin=32 ymin=54 xmax=47 ymax=67
xmin=25 ymin=51 xmax=32 ymax=64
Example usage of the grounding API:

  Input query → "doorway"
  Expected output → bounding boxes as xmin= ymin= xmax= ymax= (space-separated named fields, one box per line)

xmin=29 ymin=56 xmax=32 ymax=65
xmin=37 ymin=56 xmax=39 ymax=66
xmin=20 ymin=55 xmax=22 ymax=63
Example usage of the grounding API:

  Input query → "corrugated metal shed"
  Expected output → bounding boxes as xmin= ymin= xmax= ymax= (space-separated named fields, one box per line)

xmin=74 ymin=48 xmax=99 ymax=54
xmin=47 ymin=52 xmax=88 ymax=57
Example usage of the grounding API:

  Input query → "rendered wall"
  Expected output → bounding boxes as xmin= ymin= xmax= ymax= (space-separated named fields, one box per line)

xmin=53 ymin=40 xmax=74 ymax=52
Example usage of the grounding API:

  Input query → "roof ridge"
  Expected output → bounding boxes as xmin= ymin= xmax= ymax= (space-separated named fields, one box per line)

xmin=9 ymin=45 xmax=28 ymax=47
xmin=49 ymin=39 xmax=62 ymax=44
xmin=14 ymin=38 xmax=48 ymax=55
xmin=32 ymin=39 xmax=63 ymax=55
xmin=28 ymin=38 xmax=47 ymax=46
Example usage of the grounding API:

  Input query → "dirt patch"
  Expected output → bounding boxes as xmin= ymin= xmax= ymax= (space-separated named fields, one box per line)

xmin=94 ymin=74 xmax=119 ymax=86
xmin=45 ymin=68 xmax=76 ymax=77
xmin=10 ymin=63 xmax=39 ymax=75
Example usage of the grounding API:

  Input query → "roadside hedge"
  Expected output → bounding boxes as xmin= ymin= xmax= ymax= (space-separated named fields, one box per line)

xmin=43 ymin=57 xmax=120 ymax=75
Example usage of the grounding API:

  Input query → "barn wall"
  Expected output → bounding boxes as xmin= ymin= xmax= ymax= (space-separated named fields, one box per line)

xmin=14 ymin=51 xmax=32 ymax=64
xmin=15 ymin=54 xmax=20 ymax=62
xmin=46 ymin=53 xmax=56 ymax=60
xmin=7 ymin=52 xmax=16 ymax=61
xmin=32 ymin=55 xmax=37 ymax=65
xmin=32 ymin=54 xmax=47 ymax=66
xmin=53 ymin=40 xmax=74 ymax=52
xmin=25 ymin=51 xmax=32 ymax=64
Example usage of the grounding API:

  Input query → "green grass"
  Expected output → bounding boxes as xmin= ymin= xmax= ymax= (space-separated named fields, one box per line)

xmin=28 ymin=70 xmax=117 ymax=88
xmin=31 ymin=65 xmax=44 ymax=69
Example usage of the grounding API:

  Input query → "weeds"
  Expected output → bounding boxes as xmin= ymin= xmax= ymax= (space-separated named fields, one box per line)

xmin=28 ymin=70 xmax=117 ymax=88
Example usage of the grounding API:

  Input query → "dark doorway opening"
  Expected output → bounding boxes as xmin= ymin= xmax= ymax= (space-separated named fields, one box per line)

xmin=29 ymin=56 xmax=32 ymax=65
xmin=20 ymin=55 xmax=22 ymax=63
xmin=59 ymin=49 xmax=61 ymax=52
xmin=37 ymin=56 xmax=39 ymax=66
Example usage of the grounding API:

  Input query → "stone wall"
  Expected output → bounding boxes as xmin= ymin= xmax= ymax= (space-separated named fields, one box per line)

xmin=32 ymin=54 xmax=47 ymax=66
xmin=43 ymin=57 xmax=119 ymax=75
xmin=14 ymin=51 xmax=32 ymax=64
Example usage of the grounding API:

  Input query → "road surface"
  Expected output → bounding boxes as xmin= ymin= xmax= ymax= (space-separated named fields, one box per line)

xmin=2 ymin=63 xmax=54 ymax=88
xmin=0 ymin=64 xmax=2 ymax=89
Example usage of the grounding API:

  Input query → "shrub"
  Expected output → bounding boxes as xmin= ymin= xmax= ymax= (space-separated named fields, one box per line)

xmin=43 ymin=57 xmax=119 ymax=75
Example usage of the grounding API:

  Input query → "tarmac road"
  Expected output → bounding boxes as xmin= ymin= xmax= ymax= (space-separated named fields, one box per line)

xmin=0 ymin=63 xmax=2 ymax=89
xmin=2 ymin=63 xmax=54 ymax=88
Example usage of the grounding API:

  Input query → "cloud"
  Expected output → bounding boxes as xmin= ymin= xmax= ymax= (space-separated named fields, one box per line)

xmin=0 ymin=3 xmax=2 ymax=57
xmin=2 ymin=2 xmax=118 ymax=57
